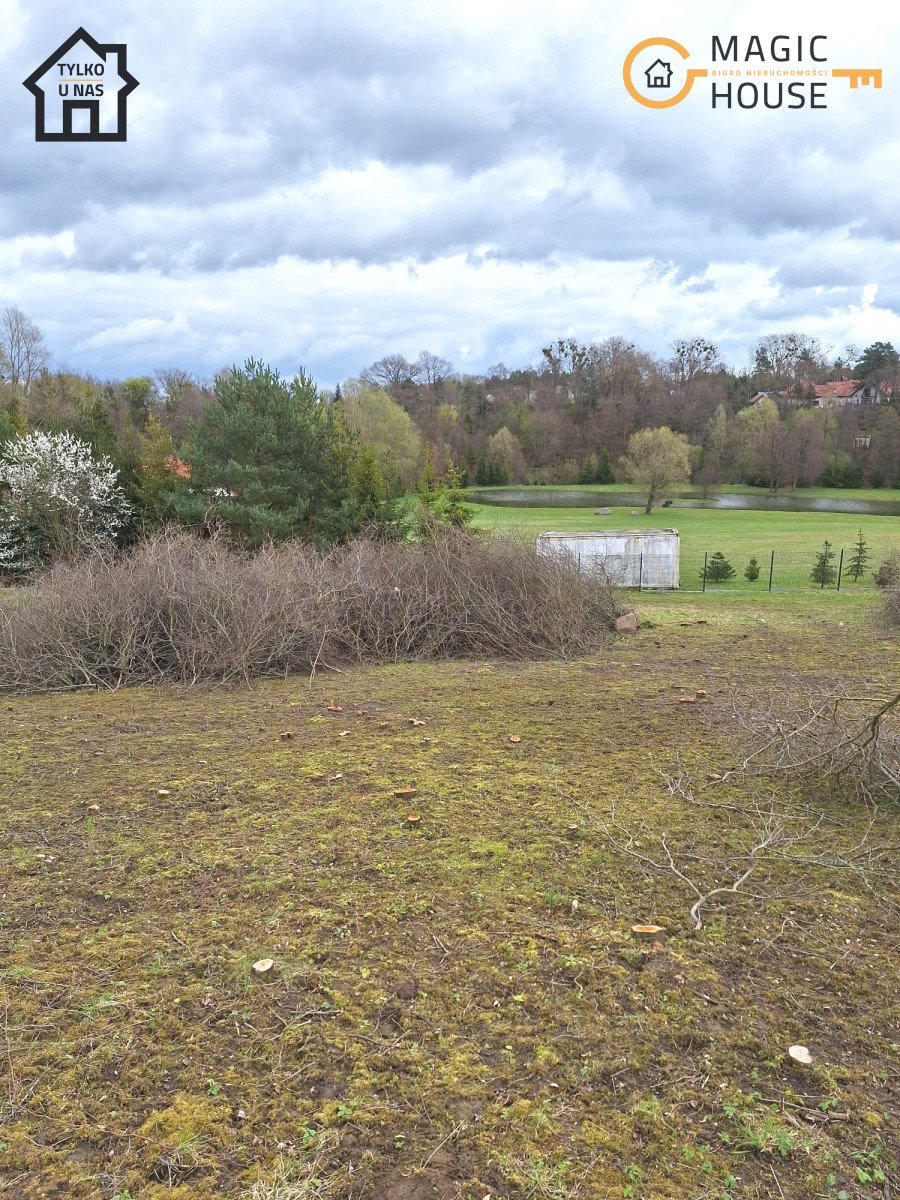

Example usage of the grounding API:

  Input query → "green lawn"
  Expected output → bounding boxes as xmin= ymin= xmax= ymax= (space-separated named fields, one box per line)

xmin=471 ymin=503 xmax=900 ymax=592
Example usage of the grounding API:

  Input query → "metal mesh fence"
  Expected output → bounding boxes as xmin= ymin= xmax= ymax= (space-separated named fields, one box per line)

xmin=682 ymin=547 xmax=880 ymax=593
xmin=577 ymin=548 xmax=884 ymax=592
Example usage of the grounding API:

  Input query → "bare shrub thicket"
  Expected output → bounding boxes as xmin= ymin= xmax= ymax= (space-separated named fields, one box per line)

xmin=0 ymin=529 xmax=622 ymax=691
xmin=884 ymin=583 xmax=900 ymax=627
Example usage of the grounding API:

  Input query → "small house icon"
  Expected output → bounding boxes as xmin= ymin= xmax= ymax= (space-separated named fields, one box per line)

xmin=23 ymin=27 xmax=138 ymax=142
xmin=645 ymin=59 xmax=673 ymax=89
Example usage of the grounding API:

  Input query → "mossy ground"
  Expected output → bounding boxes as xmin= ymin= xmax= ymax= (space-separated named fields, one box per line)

xmin=1 ymin=594 xmax=898 ymax=1199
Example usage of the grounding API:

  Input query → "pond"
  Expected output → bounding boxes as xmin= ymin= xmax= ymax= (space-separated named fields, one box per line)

xmin=467 ymin=489 xmax=900 ymax=516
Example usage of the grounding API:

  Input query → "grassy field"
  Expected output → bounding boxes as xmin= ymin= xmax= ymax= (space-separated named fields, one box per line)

xmin=1 ymin=589 xmax=898 ymax=1199
xmin=470 ymin=504 xmax=900 ymax=593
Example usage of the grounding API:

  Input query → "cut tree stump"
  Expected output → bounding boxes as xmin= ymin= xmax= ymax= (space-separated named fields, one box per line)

xmin=251 ymin=958 xmax=275 ymax=980
xmin=631 ymin=924 xmax=665 ymax=943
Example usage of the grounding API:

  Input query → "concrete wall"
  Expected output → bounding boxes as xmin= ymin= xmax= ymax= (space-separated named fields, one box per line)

xmin=536 ymin=529 xmax=680 ymax=588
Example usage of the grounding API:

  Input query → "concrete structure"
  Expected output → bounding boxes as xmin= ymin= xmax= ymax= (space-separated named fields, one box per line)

xmin=536 ymin=529 xmax=680 ymax=589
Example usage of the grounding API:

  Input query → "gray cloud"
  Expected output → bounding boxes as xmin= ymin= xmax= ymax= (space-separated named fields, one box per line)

xmin=0 ymin=0 xmax=898 ymax=381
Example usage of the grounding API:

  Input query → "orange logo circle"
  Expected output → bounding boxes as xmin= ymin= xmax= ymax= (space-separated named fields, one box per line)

xmin=623 ymin=37 xmax=708 ymax=108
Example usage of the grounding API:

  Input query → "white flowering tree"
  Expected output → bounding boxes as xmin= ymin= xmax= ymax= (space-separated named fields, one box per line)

xmin=0 ymin=432 xmax=131 ymax=574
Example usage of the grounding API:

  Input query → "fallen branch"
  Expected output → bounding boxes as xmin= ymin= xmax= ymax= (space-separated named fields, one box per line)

xmin=724 ymin=687 xmax=899 ymax=806
xmin=580 ymin=795 xmax=791 ymax=929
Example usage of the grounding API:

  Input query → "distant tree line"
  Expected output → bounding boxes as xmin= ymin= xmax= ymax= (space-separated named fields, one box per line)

xmin=354 ymin=333 xmax=899 ymax=492
xmin=1 ymin=309 xmax=899 ymax=574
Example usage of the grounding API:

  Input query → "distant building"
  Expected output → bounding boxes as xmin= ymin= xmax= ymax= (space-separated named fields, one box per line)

xmin=748 ymin=380 xmax=889 ymax=408
xmin=536 ymin=529 xmax=680 ymax=589
xmin=807 ymin=380 xmax=886 ymax=406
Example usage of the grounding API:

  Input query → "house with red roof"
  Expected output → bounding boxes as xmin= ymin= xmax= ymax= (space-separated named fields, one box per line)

xmin=808 ymin=380 xmax=885 ymax=406
xmin=749 ymin=379 xmax=889 ymax=408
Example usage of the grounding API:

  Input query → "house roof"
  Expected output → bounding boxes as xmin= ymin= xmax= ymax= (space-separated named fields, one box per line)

xmin=23 ymin=27 xmax=138 ymax=94
xmin=165 ymin=457 xmax=192 ymax=480
xmin=813 ymin=380 xmax=862 ymax=399
xmin=778 ymin=378 xmax=875 ymax=401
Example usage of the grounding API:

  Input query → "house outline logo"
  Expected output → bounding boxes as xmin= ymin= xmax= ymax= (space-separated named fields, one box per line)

xmin=645 ymin=58 xmax=673 ymax=88
xmin=623 ymin=37 xmax=709 ymax=108
xmin=23 ymin=27 xmax=139 ymax=142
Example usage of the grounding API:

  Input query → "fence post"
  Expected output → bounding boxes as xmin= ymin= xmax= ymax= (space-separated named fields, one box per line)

xmin=768 ymin=549 xmax=775 ymax=592
xmin=638 ymin=552 xmax=643 ymax=591
xmin=701 ymin=551 xmax=707 ymax=593
xmin=836 ymin=548 xmax=844 ymax=591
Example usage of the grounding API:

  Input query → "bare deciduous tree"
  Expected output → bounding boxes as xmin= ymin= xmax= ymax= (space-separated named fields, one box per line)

xmin=751 ymin=332 xmax=828 ymax=386
xmin=0 ymin=306 xmax=50 ymax=397
xmin=670 ymin=337 xmax=721 ymax=385
xmin=360 ymin=354 xmax=419 ymax=390
xmin=414 ymin=350 xmax=455 ymax=388
xmin=154 ymin=367 xmax=195 ymax=414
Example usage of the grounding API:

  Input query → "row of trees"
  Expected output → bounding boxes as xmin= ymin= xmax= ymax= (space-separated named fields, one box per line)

xmin=2 ymin=310 xmax=899 ymax=575
xmin=0 ymin=357 xmax=478 ymax=575
xmin=354 ymin=335 xmax=899 ymax=491
xmin=2 ymin=311 xmax=898 ymax=496
xmin=698 ymin=533 xmax=876 ymax=586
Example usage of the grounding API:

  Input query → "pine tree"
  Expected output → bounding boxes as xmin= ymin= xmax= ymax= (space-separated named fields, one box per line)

xmin=701 ymin=550 xmax=736 ymax=583
xmin=437 ymin=461 xmax=475 ymax=528
xmin=171 ymin=358 xmax=367 ymax=548
xmin=595 ymin=446 xmax=614 ymax=484
xmin=810 ymin=539 xmax=837 ymax=588
xmin=846 ymin=529 xmax=870 ymax=582
xmin=414 ymin=452 xmax=474 ymax=536
xmin=417 ymin=443 xmax=437 ymax=498
xmin=744 ymin=556 xmax=760 ymax=582
xmin=578 ymin=454 xmax=597 ymax=484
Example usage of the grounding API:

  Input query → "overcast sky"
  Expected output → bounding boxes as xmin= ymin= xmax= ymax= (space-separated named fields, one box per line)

xmin=2 ymin=0 xmax=899 ymax=385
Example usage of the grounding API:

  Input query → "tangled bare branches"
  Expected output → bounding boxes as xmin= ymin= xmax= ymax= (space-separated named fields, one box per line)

xmin=583 ymin=793 xmax=802 ymax=929
xmin=725 ymin=687 xmax=900 ymax=807
xmin=582 ymin=761 xmax=899 ymax=930
xmin=0 ymin=528 xmax=623 ymax=692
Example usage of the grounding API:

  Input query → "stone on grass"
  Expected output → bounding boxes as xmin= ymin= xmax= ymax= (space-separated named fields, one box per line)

xmin=615 ymin=611 xmax=639 ymax=634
